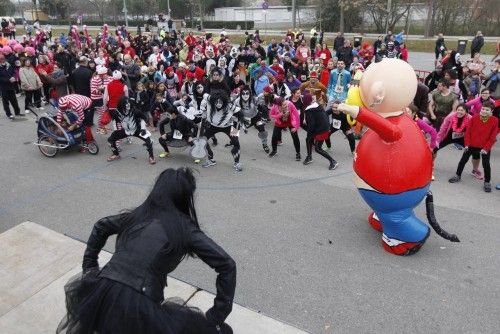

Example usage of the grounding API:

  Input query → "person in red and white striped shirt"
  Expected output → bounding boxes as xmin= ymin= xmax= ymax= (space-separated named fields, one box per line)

xmin=90 ymin=66 xmax=112 ymax=133
xmin=56 ymin=94 xmax=95 ymax=144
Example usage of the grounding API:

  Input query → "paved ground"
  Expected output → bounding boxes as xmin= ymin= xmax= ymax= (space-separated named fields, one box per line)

xmin=1 ymin=58 xmax=499 ymax=333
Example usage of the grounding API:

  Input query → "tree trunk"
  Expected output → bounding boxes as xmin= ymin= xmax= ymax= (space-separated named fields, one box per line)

xmin=198 ymin=0 xmax=203 ymax=29
xmin=424 ymin=0 xmax=434 ymax=37
xmin=339 ymin=4 xmax=345 ymax=33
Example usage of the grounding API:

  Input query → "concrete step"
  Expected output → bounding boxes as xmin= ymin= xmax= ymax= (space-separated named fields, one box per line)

xmin=0 ymin=222 xmax=309 ymax=334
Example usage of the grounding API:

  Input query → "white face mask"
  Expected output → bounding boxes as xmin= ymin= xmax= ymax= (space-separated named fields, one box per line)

xmin=241 ymin=91 xmax=250 ymax=101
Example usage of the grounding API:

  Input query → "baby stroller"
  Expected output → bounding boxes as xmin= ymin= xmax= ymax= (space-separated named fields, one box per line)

xmin=30 ymin=104 xmax=99 ymax=157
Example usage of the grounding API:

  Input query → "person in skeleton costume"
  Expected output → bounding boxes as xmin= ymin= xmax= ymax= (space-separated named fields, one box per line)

xmin=107 ymin=96 xmax=156 ymax=164
xmin=202 ymin=91 xmax=244 ymax=172
xmin=231 ymin=85 xmax=270 ymax=153
xmin=174 ymin=94 xmax=200 ymax=121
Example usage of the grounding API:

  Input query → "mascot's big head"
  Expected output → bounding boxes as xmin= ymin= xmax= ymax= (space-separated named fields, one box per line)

xmin=358 ymin=58 xmax=417 ymax=114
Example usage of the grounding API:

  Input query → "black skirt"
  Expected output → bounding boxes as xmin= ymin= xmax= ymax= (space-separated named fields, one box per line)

xmin=56 ymin=270 xmax=231 ymax=334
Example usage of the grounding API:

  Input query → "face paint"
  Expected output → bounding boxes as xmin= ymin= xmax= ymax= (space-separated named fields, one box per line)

xmin=241 ymin=91 xmax=251 ymax=101
xmin=216 ymin=99 xmax=223 ymax=109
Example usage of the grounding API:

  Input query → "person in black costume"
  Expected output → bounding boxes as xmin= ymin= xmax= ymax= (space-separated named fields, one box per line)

xmin=56 ymin=168 xmax=236 ymax=334
xmin=302 ymin=93 xmax=339 ymax=170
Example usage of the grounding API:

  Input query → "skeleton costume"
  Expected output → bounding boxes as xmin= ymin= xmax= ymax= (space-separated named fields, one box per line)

xmin=231 ymin=86 xmax=270 ymax=153
xmin=202 ymin=91 xmax=243 ymax=171
xmin=107 ymin=96 xmax=155 ymax=163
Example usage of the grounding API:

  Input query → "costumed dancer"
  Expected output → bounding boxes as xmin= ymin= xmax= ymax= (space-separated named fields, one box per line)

xmin=231 ymin=85 xmax=270 ymax=154
xmin=335 ymin=59 xmax=459 ymax=256
xmin=268 ymin=97 xmax=301 ymax=161
xmin=158 ymin=107 xmax=198 ymax=159
xmin=56 ymin=168 xmax=235 ymax=334
xmin=106 ymin=96 xmax=156 ymax=165
xmin=201 ymin=91 xmax=244 ymax=172
xmin=302 ymin=92 xmax=339 ymax=170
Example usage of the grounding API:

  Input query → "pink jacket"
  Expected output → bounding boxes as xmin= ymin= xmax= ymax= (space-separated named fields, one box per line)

xmin=416 ymin=118 xmax=437 ymax=149
xmin=465 ymin=97 xmax=495 ymax=116
xmin=270 ymin=101 xmax=300 ymax=129
xmin=437 ymin=112 xmax=471 ymax=143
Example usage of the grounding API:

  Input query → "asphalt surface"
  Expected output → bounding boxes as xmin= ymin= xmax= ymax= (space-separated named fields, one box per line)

xmin=1 ymin=55 xmax=499 ymax=333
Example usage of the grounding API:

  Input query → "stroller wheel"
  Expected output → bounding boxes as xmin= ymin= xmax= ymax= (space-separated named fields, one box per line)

xmin=38 ymin=135 xmax=58 ymax=157
xmin=87 ymin=142 xmax=99 ymax=155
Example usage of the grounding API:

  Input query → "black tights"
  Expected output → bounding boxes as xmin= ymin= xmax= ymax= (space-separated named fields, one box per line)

xmin=325 ymin=129 xmax=356 ymax=153
xmin=456 ymin=147 xmax=491 ymax=182
xmin=204 ymin=125 xmax=240 ymax=163
xmin=306 ymin=136 xmax=335 ymax=163
xmin=271 ymin=126 xmax=300 ymax=153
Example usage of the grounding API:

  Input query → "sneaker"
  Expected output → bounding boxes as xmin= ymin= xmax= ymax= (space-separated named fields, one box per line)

xmin=329 ymin=161 xmax=339 ymax=170
xmin=263 ymin=144 xmax=270 ymax=154
xmin=18 ymin=112 xmax=26 ymax=117
xmin=453 ymin=143 xmax=464 ymax=150
xmin=295 ymin=153 xmax=301 ymax=161
xmin=496 ymin=184 xmax=500 ymax=190
xmin=471 ymin=169 xmax=484 ymax=180
xmin=448 ymin=175 xmax=461 ymax=183
xmin=8 ymin=115 xmax=14 ymax=120
xmin=202 ymin=159 xmax=217 ymax=168
xmin=25 ymin=109 xmax=31 ymax=114
xmin=107 ymin=155 xmax=121 ymax=162
xmin=483 ymin=182 xmax=491 ymax=193
xmin=269 ymin=150 xmax=277 ymax=158
xmin=277 ymin=140 xmax=282 ymax=146
xmin=303 ymin=156 xmax=313 ymax=165
xmin=149 ymin=157 xmax=156 ymax=165
xmin=193 ymin=159 xmax=201 ymax=164
xmin=159 ymin=151 xmax=170 ymax=158
xmin=233 ymin=162 xmax=243 ymax=172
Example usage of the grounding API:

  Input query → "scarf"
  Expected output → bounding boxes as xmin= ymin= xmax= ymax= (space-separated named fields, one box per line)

xmin=451 ymin=114 xmax=467 ymax=133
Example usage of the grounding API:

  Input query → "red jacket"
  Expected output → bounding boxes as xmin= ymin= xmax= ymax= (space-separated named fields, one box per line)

xmin=107 ymin=80 xmax=126 ymax=109
xmin=464 ymin=114 xmax=498 ymax=152
xmin=320 ymin=69 xmax=330 ymax=87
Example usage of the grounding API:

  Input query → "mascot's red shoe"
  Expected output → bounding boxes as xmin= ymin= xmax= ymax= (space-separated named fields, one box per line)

xmin=368 ymin=212 xmax=383 ymax=232
xmin=381 ymin=232 xmax=429 ymax=256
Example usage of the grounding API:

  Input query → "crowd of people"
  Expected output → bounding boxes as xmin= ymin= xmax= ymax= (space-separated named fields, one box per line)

xmin=0 ymin=23 xmax=499 ymax=189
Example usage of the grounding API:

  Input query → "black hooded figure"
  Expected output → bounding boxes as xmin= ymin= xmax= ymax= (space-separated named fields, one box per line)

xmin=56 ymin=167 xmax=236 ymax=334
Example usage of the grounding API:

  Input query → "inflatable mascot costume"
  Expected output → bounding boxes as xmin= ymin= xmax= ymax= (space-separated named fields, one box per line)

xmin=337 ymin=58 xmax=459 ymax=256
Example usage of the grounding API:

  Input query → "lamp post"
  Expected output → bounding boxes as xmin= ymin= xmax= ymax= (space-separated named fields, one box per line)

xmin=122 ymin=0 xmax=128 ymax=27
xmin=292 ymin=0 xmax=296 ymax=29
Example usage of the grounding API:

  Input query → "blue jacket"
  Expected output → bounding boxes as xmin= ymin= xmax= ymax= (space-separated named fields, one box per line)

xmin=327 ymin=69 xmax=351 ymax=102
xmin=254 ymin=75 xmax=270 ymax=96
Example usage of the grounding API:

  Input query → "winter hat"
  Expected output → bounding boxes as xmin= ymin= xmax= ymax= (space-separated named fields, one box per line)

xmin=276 ymin=74 xmax=284 ymax=82
xmin=96 ymin=65 xmax=108 ymax=75
xmin=165 ymin=66 xmax=174 ymax=74
xmin=13 ymin=44 xmax=24 ymax=53
xmin=178 ymin=62 xmax=187 ymax=69
xmin=25 ymin=47 xmax=36 ymax=56
xmin=263 ymin=85 xmax=273 ymax=94
xmin=302 ymin=92 xmax=313 ymax=108
xmin=309 ymin=71 xmax=318 ymax=79
xmin=2 ymin=46 xmax=12 ymax=54
xmin=140 ymin=65 xmax=148 ymax=73
xmin=112 ymin=70 xmax=122 ymax=80
xmin=186 ymin=71 xmax=196 ymax=80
